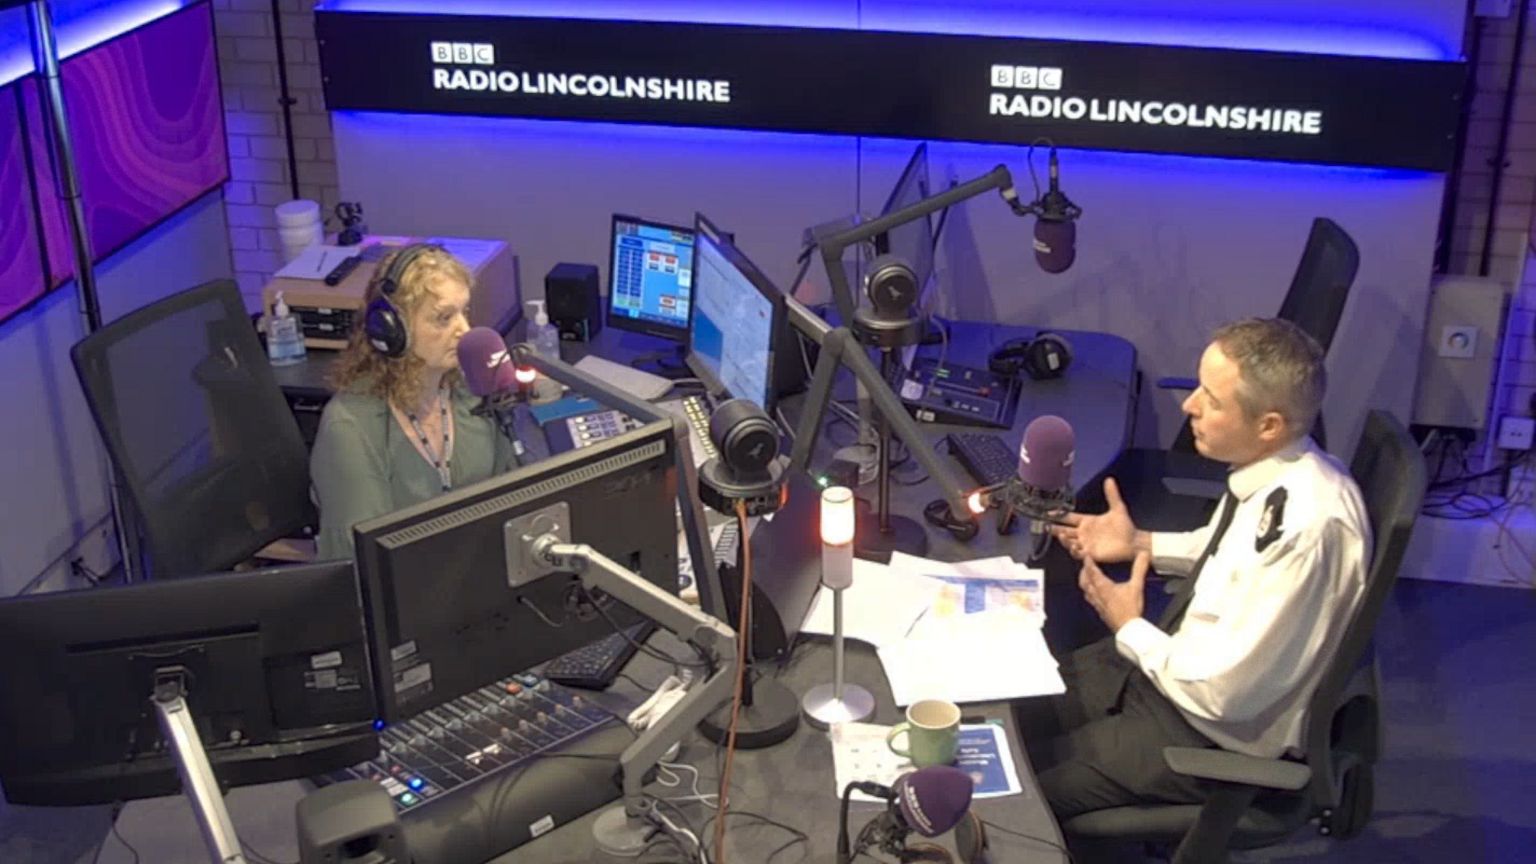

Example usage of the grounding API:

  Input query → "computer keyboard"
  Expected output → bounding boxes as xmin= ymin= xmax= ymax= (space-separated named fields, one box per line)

xmin=541 ymin=621 xmax=657 ymax=691
xmin=947 ymin=431 xmax=1018 ymax=488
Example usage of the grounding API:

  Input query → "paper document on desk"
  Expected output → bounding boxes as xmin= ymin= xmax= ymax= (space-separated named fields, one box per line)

xmin=878 ymin=609 xmax=1063 ymax=706
xmin=889 ymin=552 xmax=1046 ymax=635
xmin=829 ymin=721 xmax=1024 ymax=802
xmin=801 ymin=559 xmax=940 ymax=649
xmin=956 ymin=722 xmax=1025 ymax=798
xmin=273 ymin=244 xmax=362 ymax=280
xmin=830 ymin=721 xmax=918 ymax=803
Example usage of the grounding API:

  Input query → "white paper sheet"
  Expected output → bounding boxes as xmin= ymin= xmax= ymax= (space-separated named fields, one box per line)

xmin=890 ymin=552 xmax=1047 ymax=635
xmin=830 ymin=721 xmax=916 ymax=803
xmin=273 ymin=244 xmax=361 ymax=280
xmin=877 ymin=609 xmax=1064 ymax=706
xmin=800 ymin=560 xmax=941 ymax=649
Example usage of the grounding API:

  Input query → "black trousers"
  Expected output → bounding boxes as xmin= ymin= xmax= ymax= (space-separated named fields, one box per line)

xmin=1017 ymin=637 xmax=1216 ymax=820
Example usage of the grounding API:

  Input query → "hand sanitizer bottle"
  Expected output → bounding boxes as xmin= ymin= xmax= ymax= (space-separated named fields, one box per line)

xmin=267 ymin=291 xmax=307 ymax=366
xmin=526 ymin=300 xmax=561 ymax=359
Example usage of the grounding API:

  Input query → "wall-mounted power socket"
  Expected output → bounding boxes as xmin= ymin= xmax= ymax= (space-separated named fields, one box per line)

xmin=1496 ymin=415 xmax=1535 ymax=451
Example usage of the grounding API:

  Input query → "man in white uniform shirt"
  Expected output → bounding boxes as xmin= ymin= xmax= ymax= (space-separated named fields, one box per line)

xmin=1027 ymin=318 xmax=1372 ymax=826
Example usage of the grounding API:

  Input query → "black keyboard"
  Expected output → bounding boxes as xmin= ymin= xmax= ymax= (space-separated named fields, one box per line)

xmin=948 ymin=431 xmax=1018 ymax=488
xmin=542 ymin=621 xmax=656 ymax=690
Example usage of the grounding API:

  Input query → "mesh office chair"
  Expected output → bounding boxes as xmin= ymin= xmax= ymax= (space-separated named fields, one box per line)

xmin=1061 ymin=410 xmax=1426 ymax=864
xmin=71 ymin=279 xmax=316 ymax=579
xmin=1097 ymin=218 xmax=1360 ymax=531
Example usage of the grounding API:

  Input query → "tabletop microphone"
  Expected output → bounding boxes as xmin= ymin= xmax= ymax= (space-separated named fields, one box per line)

xmin=838 ymin=766 xmax=976 ymax=864
xmin=1031 ymin=148 xmax=1082 ymax=274
xmin=993 ymin=415 xmax=1075 ymax=543
xmin=456 ymin=326 xmax=527 ymax=464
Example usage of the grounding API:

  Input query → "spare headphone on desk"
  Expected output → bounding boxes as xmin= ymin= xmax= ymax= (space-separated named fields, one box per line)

xmin=364 ymin=243 xmax=446 ymax=358
xmin=987 ymin=331 xmax=1073 ymax=381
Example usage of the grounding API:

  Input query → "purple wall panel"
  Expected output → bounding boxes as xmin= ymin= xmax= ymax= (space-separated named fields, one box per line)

xmin=23 ymin=1 xmax=227 ymax=293
xmin=0 ymin=85 xmax=46 ymax=322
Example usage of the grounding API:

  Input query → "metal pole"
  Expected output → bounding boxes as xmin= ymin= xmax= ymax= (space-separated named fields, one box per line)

xmin=832 ymin=588 xmax=845 ymax=699
xmin=877 ymin=350 xmax=899 ymax=533
xmin=29 ymin=0 xmax=139 ymax=582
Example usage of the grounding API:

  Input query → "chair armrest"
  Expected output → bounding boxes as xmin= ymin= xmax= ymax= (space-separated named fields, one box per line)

xmin=1163 ymin=747 xmax=1311 ymax=791
xmin=1157 ymin=376 xmax=1198 ymax=391
xmin=256 ymin=537 xmax=317 ymax=563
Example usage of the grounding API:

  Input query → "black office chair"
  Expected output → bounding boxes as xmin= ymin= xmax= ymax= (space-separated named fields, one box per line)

xmin=1060 ymin=410 xmax=1426 ymax=863
xmin=1096 ymin=218 xmax=1360 ymax=530
xmin=71 ymin=279 xmax=316 ymax=579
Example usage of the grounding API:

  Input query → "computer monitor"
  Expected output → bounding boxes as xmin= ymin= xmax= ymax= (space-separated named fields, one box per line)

xmin=606 ymin=214 xmax=697 ymax=343
xmin=687 ymin=212 xmax=786 ymax=413
xmin=353 ymin=421 xmax=683 ymax=722
xmin=0 ymin=561 xmax=378 ymax=806
xmin=875 ymin=142 xmax=935 ymax=301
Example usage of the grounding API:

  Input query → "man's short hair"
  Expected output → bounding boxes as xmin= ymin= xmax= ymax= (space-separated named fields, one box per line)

xmin=1211 ymin=318 xmax=1326 ymax=441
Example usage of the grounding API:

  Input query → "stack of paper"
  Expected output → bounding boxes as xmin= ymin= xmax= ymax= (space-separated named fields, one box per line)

xmin=877 ymin=609 xmax=1064 ymax=706
xmin=800 ymin=559 xmax=941 ymax=649
xmin=884 ymin=552 xmax=1062 ymax=705
xmin=797 ymin=551 xmax=1064 ymax=705
xmin=889 ymin=551 xmax=1047 ymax=639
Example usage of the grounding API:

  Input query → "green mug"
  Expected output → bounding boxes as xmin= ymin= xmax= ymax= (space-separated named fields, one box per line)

xmin=886 ymin=698 xmax=961 ymax=767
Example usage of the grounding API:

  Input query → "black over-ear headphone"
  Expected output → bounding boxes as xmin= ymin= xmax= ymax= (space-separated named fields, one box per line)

xmin=987 ymin=331 xmax=1074 ymax=381
xmin=364 ymin=243 xmax=443 ymax=358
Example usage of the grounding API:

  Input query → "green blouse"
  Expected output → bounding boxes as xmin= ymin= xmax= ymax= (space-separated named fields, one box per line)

xmin=311 ymin=387 xmax=517 ymax=560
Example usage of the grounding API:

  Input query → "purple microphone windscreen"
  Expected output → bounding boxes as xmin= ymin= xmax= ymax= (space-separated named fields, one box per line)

xmin=1018 ymin=415 xmax=1075 ymax=489
xmin=895 ymin=765 xmax=974 ymax=837
xmin=457 ymin=327 xmax=512 ymax=398
xmin=1033 ymin=218 xmax=1076 ymax=274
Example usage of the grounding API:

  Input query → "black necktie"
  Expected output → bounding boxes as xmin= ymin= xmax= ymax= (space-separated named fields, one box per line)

xmin=1157 ymin=491 xmax=1239 ymax=632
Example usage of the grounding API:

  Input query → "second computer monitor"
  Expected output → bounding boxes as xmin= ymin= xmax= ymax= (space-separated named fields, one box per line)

xmin=606 ymin=214 xmax=697 ymax=342
xmin=876 ymin=142 xmax=936 ymax=301
xmin=687 ymin=212 xmax=785 ymax=413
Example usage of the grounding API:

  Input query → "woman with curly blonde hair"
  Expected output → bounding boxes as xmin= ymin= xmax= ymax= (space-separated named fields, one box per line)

xmin=310 ymin=244 xmax=518 ymax=559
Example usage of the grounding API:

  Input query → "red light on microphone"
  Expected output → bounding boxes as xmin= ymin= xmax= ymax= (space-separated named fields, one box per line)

xmin=514 ymin=366 xmax=537 ymax=385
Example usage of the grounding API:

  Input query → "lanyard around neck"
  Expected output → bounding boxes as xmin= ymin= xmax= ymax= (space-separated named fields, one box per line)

xmin=405 ymin=383 xmax=453 ymax=491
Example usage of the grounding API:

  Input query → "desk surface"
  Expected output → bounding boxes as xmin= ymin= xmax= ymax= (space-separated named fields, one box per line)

xmin=254 ymin=319 xmax=1135 ymax=863
xmin=494 ymin=637 xmax=1067 ymax=863
xmin=102 ymin=637 xmax=1067 ymax=864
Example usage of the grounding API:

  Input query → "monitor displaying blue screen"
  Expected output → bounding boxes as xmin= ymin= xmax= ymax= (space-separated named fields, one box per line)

xmin=607 ymin=214 xmax=696 ymax=341
xmin=688 ymin=214 xmax=781 ymax=412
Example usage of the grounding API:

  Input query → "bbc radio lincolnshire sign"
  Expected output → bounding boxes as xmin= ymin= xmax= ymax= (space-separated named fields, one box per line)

xmin=317 ymin=12 xmax=1465 ymax=170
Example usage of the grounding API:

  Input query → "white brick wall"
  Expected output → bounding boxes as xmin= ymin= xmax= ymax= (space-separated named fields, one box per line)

xmin=1443 ymin=2 xmax=1536 ymax=490
xmin=212 ymin=0 xmax=339 ymax=312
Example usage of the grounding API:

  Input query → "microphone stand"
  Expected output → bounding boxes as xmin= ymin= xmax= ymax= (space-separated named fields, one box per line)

xmin=473 ymin=393 xmax=529 ymax=467
xmin=797 ymin=167 xmax=1033 ymax=557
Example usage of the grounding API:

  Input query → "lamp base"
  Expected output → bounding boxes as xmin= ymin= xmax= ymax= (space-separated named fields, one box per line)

xmin=592 ymin=805 xmax=655 ymax=857
xmin=697 ymin=677 xmax=800 ymax=750
xmin=801 ymin=682 xmax=876 ymax=730
xmin=855 ymin=511 xmax=928 ymax=563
